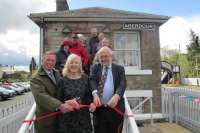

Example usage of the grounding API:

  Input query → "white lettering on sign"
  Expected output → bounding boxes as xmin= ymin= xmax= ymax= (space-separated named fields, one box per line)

xmin=122 ymin=23 xmax=155 ymax=30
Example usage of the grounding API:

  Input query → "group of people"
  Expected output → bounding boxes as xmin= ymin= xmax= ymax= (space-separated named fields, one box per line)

xmin=31 ymin=27 xmax=126 ymax=133
xmin=55 ymin=28 xmax=112 ymax=75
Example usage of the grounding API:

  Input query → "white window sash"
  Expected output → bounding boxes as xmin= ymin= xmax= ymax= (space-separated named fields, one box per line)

xmin=113 ymin=31 xmax=141 ymax=68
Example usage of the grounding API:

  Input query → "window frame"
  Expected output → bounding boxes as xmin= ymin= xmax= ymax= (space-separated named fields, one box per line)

xmin=113 ymin=31 xmax=152 ymax=75
xmin=113 ymin=31 xmax=141 ymax=69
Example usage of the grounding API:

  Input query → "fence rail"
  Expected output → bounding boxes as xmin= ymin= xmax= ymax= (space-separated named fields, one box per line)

xmin=162 ymin=87 xmax=200 ymax=133
xmin=0 ymin=95 xmax=34 ymax=133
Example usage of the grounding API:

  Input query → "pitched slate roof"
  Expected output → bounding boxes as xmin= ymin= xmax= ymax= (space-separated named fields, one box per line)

xmin=29 ymin=7 xmax=169 ymax=26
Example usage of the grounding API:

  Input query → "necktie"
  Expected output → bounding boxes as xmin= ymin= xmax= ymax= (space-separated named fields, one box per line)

xmin=98 ymin=65 xmax=109 ymax=97
xmin=49 ymin=71 xmax=56 ymax=84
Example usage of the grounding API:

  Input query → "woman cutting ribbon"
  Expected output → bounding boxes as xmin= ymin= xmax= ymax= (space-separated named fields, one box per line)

xmin=56 ymin=54 xmax=96 ymax=133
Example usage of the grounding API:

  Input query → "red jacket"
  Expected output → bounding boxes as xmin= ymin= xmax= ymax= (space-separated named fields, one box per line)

xmin=69 ymin=41 xmax=89 ymax=65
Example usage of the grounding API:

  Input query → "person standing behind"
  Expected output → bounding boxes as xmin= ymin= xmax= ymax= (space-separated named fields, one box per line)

xmin=88 ymin=28 xmax=99 ymax=62
xmin=92 ymin=38 xmax=112 ymax=64
xmin=92 ymin=32 xmax=105 ymax=58
xmin=55 ymin=39 xmax=72 ymax=73
xmin=77 ymin=33 xmax=91 ymax=74
xmin=98 ymin=32 xmax=105 ymax=45
xmin=90 ymin=47 xmax=126 ymax=133
xmin=77 ymin=34 xmax=88 ymax=48
xmin=70 ymin=34 xmax=89 ymax=74
xmin=101 ymin=38 xmax=112 ymax=49
xmin=31 ymin=51 xmax=79 ymax=133
xmin=57 ymin=54 xmax=96 ymax=133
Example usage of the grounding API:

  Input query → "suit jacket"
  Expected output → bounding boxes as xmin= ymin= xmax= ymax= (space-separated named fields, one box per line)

xmin=90 ymin=63 xmax=126 ymax=111
xmin=31 ymin=67 xmax=62 ymax=133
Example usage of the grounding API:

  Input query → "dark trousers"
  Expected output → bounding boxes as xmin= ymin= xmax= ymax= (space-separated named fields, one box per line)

xmin=93 ymin=106 xmax=124 ymax=133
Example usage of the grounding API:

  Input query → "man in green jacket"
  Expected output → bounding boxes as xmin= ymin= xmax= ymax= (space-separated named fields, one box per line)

xmin=31 ymin=51 xmax=79 ymax=133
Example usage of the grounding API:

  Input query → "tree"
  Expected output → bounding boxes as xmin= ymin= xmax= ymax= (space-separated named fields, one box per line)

xmin=178 ymin=54 xmax=190 ymax=77
xmin=161 ymin=47 xmax=179 ymax=63
xmin=161 ymin=47 xmax=190 ymax=77
xmin=187 ymin=30 xmax=200 ymax=77
xmin=187 ymin=30 xmax=200 ymax=57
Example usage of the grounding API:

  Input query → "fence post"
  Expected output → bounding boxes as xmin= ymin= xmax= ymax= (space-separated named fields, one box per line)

xmin=150 ymin=97 xmax=153 ymax=125
xmin=161 ymin=88 xmax=164 ymax=116
xmin=169 ymin=91 xmax=173 ymax=123
xmin=174 ymin=93 xmax=178 ymax=124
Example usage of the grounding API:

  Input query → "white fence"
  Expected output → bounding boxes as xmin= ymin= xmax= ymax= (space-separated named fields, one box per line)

xmin=0 ymin=96 xmax=34 ymax=133
xmin=122 ymin=96 xmax=139 ymax=133
xmin=162 ymin=87 xmax=200 ymax=133
xmin=125 ymin=90 xmax=154 ymax=124
xmin=182 ymin=78 xmax=200 ymax=86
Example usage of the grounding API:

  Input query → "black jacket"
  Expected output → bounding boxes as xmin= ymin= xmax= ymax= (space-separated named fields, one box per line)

xmin=88 ymin=36 xmax=99 ymax=55
xmin=89 ymin=63 xmax=126 ymax=110
xmin=55 ymin=47 xmax=69 ymax=73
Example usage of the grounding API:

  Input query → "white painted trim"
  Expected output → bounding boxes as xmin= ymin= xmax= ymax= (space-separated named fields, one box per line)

xmin=125 ymin=67 xmax=152 ymax=75
xmin=134 ymin=113 xmax=166 ymax=121
xmin=125 ymin=90 xmax=153 ymax=97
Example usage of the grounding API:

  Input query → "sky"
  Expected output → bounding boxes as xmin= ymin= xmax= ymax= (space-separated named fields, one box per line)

xmin=0 ymin=0 xmax=200 ymax=65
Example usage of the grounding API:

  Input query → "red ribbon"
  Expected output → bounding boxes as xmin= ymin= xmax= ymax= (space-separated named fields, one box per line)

xmin=23 ymin=111 xmax=62 ymax=125
xmin=23 ymin=104 xmax=134 ymax=133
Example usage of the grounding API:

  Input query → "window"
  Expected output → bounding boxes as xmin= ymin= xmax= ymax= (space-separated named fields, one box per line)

xmin=114 ymin=32 xmax=141 ymax=68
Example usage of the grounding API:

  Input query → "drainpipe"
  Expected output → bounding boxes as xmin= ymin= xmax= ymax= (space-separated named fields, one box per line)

xmin=39 ymin=17 xmax=44 ymax=66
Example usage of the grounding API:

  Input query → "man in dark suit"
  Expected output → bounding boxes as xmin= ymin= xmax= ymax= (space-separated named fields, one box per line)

xmin=31 ymin=51 xmax=79 ymax=133
xmin=90 ymin=46 xmax=126 ymax=133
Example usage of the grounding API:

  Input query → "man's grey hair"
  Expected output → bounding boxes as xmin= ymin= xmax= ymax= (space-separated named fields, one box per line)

xmin=97 ymin=46 xmax=113 ymax=56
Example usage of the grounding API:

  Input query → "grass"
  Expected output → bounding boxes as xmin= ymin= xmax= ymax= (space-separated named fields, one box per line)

xmin=0 ymin=71 xmax=31 ymax=82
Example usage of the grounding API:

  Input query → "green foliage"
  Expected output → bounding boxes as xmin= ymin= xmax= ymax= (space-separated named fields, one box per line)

xmin=187 ymin=30 xmax=200 ymax=57
xmin=162 ymin=53 xmax=190 ymax=77
xmin=161 ymin=30 xmax=200 ymax=78
xmin=0 ymin=71 xmax=31 ymax=82
xmin=178 ymin=54 xmax=190 ymax=77
xmin=187 ymin=30 xmax=200 ymax=77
